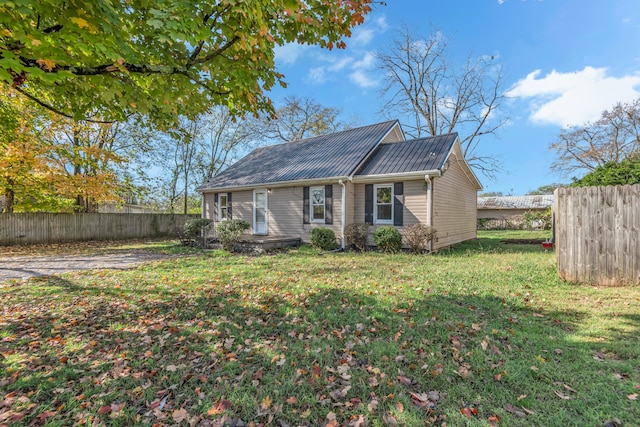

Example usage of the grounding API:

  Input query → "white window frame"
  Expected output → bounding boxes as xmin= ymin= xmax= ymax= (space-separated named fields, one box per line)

xmin=309 ymin=186 xmax=325 ymax=223
xmin=374 ymin=184 xmax=394 ymax=225
xmin=218 ymin=194 xmax=228 ymax=221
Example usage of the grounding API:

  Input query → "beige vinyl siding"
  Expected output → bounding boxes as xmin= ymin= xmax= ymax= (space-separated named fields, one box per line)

xmin=202 ymin=185 xmax=344 ymax=242
xmin=267 ymin=184 xmax=343 ymax=243
xmin=432 ymin=148 xmax=478 ymax=249
xmin=380 ymin=124 xmax=405 ymax=144
xmin=203 ymin=193 xmax=215 ymax=219
xmin=353 ymin=179 xmax=427 ymax=246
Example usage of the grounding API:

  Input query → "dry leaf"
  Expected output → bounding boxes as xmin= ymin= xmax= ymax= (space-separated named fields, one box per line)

xmin=554 ymin=390 xmax=571 ymax=400
xmin=628 ymin=393 xmax=638 ymax=401
xmin=503 ymin=403 xmax=525 ymax=417
xmin=286 ymin=396 xmax=298 ymax=404
xmin=172 ymin=408 xmax=189 ymax=423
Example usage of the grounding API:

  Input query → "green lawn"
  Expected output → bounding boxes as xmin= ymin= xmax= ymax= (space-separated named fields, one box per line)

xmin=1 ymin=231 xmax=638 ymax=426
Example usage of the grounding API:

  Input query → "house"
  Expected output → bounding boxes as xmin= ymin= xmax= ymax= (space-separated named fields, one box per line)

xmin=196 ymin=120 xmax=482 ymax=250
xmin=477 ymin=195 xmax=554 ymax=229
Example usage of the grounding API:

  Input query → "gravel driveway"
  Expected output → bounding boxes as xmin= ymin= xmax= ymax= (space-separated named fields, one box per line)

xmin=0 ymin=252 xmax=174 ymax=282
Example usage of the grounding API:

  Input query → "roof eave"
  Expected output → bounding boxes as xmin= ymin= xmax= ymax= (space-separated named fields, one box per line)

xmin=352 ymin=169 xmax=442 ymax=183
xmin=196 ymin=175 xmax=350 ymax=193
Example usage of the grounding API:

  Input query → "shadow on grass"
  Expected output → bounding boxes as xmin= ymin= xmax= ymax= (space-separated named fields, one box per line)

xmin=1 ymin=275 xmax=637 ymax=426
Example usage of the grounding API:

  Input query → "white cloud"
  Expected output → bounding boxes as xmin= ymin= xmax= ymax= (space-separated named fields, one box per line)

xmin=274 ymin=43 xmax=309 ymax=66
xmin=351 ymin=15 xmax=388 ymax=47
xmin=508 ymin=66 xmax=640 ymax=126
xmin=349 ymin=70 xmax=379 ymax=88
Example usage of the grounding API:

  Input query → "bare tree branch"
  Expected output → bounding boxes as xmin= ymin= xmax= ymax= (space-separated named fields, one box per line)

xmin=376 ymin=25 xmax=507 ymax=179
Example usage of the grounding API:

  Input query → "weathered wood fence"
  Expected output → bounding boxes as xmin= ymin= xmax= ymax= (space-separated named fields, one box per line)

xmin=554 ymin=185 xmax=640 ymax=286
xmin=0 ymin=213 xmax=199 ymax=246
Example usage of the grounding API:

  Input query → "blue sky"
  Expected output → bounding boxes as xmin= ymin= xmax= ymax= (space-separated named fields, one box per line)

xmin=268 ymin=0 xmax=640 ymax=195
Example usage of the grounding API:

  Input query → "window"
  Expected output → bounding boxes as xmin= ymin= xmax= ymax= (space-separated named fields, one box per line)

xmin=310 ymin=186 xmax=325 ymax=222
xmin=218 ymin=194 xmax=228 ymax=220
xmin=374 ymin=184 xmax=393 ymax=224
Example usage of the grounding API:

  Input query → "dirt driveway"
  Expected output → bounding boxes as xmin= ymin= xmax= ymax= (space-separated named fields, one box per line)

xmin=0 ymin=253 xmax=175 ymax=282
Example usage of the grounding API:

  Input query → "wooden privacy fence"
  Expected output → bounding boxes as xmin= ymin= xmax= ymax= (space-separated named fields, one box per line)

xmin=0 ymin=213 xmax=199 ymax=246
xmin=554 ymin=185 xmax=640 ymax=286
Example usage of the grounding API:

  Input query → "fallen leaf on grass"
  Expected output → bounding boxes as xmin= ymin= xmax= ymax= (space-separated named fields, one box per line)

xmin=208 ymin=399 xmax=232 ymax=415
xmin=367 ymin=398 xmax=379 ymax=412
xmin=628 ymin=393 xmax=638 ymax=401
xmin=395 ymin=401 xmax=404 ymax=412
xmin=97 ymin=405 xmax=112 ymax=415
xmin=488 ymin=414 xmax=500 ymax=426
xmin=460 ymin=407 xmax=478 ymax=419
xmin=554 ymin=391 xmax=571 ymax=400
xmin=563 ymin=384 xmax=577 ymax=393
xmin=382 ymin=412 xmax=398 ymax=426
xmin=286 ymin=396 xmax=298 ymax=404
xmin=172 ymin=408 xmax=189 ymax=423
xmin=504 ymin=403 xmax=525 ymax=417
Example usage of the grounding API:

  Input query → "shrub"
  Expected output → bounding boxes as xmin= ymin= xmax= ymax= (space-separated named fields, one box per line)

xmin=522 ymin=208 xmax=552 ymax=230
xmin=310 ymin=227 xmax=337 ymax=251
xmin=373 ymin=225 xmax=402 ymax=253
xmin=216 ymin=219 xmax=250 ymax=252
xmin=344 ymin=223 xmax=370 ymax=252
xmin=403 ymin=224 xmax=437 ymax=254
xmin=181 ymin=218 xmax=212 ymax=247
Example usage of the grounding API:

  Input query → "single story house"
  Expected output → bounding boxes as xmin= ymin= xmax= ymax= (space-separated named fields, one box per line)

xmin=196 ymin=120 xmax=482 ymax=250
xmin=477 ymin=195 xmax=554 ymax=229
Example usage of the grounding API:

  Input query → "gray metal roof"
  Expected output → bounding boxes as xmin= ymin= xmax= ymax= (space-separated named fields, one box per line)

xmin=355 ymin=133 xmax=458 ymax=176
xmin=197 ymin=120 xmax=399 ymax=191
xmin=477 ymin=195 xmax=554 ymax=210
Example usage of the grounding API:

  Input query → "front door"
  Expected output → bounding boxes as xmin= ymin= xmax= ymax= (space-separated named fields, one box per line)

xmin=253 ymin=190 xmax=267 ymax=235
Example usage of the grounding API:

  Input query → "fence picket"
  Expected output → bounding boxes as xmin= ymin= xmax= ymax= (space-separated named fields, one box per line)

xmin=555 ymin=184 xmax=640 ymax=286
xmin=0 ymin=213 xmax=198 ymax=246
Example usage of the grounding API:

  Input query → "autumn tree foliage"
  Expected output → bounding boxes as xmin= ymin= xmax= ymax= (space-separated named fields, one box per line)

xmin=0 ymin=90 xmax=123 ymax=212
xmin=0 ymin=0 xmax=378 ymax=124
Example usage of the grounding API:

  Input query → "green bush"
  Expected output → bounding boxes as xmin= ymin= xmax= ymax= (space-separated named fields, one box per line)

xmin=310 ymin=227 xmax=337 ymax=251
xmin=344 ymin=223 xmax=370 ymax=252
xmin=373 ymin=225 xmax=402 ymax=253
xmin=216 ymin=219 xmax=250 ymax=252
xmin=181 ymin=218 xmax=212 ymax=247
xmin=522 ymin=208 xmax=552 ymax=230
xmin=403 ymin=224 xmax=437 ymax=254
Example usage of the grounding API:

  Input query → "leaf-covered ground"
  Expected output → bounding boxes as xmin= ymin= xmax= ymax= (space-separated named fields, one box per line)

xmin=1 ymin=232 xmax=638 ymax=426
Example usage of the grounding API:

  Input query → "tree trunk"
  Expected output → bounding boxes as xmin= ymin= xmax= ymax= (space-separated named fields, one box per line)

xmin=4 ymin=182 xmax=14 ymax=213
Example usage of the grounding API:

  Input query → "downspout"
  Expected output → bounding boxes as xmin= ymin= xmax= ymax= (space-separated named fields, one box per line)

xmin=339 ymin=179 xmax=346 ymax=249
xmin=425 ymin=172 xmax=440 ymax=251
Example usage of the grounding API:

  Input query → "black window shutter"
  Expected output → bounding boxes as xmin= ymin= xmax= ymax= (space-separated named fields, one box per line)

xmin=303 ymin=186 xmax=310 ymax=224
xmin=364 ymin=184 xmax=373 ymax=224
xmin=227 ymin=192 xmax=232 ymax=219
xmin=325 ymin=185 xmax=333 ymax=224
xmin=214 ymin=193 xmax=218 ymax=220
xmin=393 ymin=182 xmax=403 ymax=226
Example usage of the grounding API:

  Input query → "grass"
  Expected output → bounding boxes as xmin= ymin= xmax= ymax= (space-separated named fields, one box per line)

xmin=0 ymin=230 xmax=638 ymax=426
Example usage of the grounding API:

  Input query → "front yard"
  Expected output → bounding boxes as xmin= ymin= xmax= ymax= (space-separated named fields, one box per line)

xmin=1 ymin=231 xmax=638 ymax=426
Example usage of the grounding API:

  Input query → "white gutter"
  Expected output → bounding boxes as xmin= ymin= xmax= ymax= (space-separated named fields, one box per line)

xmin=339 ymin=179 xmax=347 ymax=249
xmin=352 ymin=169 xmax=441 ymax=184
xmin=196 ymin=175 xmax=350 ymax=194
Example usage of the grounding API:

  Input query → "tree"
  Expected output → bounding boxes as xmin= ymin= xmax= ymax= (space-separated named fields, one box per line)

xmin=526 ymin=184 xmax=565 ymax=195
xmin=251 ymin=95 xmax=357 ymax=143
xmin=1 ymin=1 xmax=377 ymax=123
xmin=550 ymin=99 xmax=640 ymax=177
xmin=376 ymin=26 xmax=507 ymax=177
xmin=1 ymin=89 xmax=125 ymax=212
xmin=571 ymin=155 xmax=640 ymax=187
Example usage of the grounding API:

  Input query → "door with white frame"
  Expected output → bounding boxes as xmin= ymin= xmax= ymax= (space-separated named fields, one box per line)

xmin=253 ymin=189 xmax=268 ymax=235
